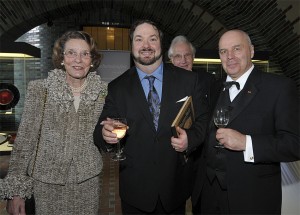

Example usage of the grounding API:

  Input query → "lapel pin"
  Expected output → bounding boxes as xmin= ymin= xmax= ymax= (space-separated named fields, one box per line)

xmin=247 ymin=90 xmax=252 ymax=94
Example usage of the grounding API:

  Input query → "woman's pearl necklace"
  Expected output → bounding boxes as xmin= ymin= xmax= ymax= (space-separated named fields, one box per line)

xmin=69 ymin=80 xmax=88 ymax=93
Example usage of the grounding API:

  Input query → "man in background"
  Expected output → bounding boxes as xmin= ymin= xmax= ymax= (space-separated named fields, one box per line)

xmin=168 ymin=35 xmax=195 ymax=71
xmin=168 ymin=35 xmax=215 ymax=105
xmin=168 ymin=35 xmax=215 ymax=214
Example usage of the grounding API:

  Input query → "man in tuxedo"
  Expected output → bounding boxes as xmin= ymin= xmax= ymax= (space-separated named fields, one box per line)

xmin=93 ymin=20 xmax=209 ymax=214
xmin=192 ymin=29 xmax=300 ymax=214
xmin=168 ymin=35 xmax=215 ymax=213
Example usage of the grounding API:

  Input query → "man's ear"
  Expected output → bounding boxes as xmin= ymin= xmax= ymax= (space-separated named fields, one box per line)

xmin=250 ymin=45 xmax=254 ymax=59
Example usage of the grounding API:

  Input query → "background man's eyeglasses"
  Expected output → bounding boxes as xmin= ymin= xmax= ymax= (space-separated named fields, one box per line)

xmin=172 ymin=53 xmax=193 ymax=61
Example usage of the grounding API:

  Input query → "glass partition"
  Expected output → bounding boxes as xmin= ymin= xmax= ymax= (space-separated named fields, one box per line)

xmin=0 ymin=53 xmax=40 ymax=132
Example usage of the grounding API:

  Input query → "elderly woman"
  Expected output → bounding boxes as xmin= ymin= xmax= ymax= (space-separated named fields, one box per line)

xmin=4 ymin=31 xmax=107 ymax=214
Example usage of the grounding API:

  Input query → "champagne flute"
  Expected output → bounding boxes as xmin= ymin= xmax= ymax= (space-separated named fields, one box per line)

xmin=213 ymin=107 xmax=229 ymax=148
xmin=111 ymin=118 xmax=127 ymax=161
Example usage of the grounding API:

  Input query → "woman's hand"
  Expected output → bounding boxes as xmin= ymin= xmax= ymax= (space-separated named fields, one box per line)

xmin=6 ymin=196 xmax=26 ymax=215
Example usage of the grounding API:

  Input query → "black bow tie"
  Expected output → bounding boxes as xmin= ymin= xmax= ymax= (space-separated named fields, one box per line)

xmin=223 ymin=81 xmax=240 ymax=90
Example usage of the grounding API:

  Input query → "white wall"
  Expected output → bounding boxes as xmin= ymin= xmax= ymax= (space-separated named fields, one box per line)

xmin=97 ymin=50 xmax=131 ymax=83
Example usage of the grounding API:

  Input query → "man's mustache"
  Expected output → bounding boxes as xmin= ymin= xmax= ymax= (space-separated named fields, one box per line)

xmin=140 ymin=48 xmax=155 ymax=52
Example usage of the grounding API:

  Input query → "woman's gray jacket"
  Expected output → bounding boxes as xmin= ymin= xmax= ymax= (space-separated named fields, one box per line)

xmin=3 ymin=69 xmax=107 ymax=199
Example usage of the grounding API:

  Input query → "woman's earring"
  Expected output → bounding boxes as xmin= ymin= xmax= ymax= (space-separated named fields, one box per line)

xmin=90 ymin=64 xmax=93 ymax=67
xmin=61 ymin=62 xmax=64 ymax=66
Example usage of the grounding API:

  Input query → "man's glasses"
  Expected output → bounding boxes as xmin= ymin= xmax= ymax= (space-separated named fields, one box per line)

xmin=63 ymin=50 xmax=92 ymax=59
xmin=172 ymin=53 xmax=193 ymax=62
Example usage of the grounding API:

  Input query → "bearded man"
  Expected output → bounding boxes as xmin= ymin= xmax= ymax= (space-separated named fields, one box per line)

xmin=94 ymin=19 xmax=209 ymax=214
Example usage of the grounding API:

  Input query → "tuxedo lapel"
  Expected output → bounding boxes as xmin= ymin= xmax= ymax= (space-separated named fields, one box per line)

xmin=210 ymin=70 xmax=261 ymax=126
xmin=228 ymin=69 xmax=260 ymax=125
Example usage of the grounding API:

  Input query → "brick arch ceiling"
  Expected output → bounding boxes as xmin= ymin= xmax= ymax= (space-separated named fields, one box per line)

xmin=0 ymin=0 xmax=299 ymax=87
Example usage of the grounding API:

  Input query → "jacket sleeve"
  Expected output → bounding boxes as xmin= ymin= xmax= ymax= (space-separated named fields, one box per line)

xmin=3 ymin=80 xmax=46 ymax=199
xmin=93 ymin=82 xmax=118 ymax=152
xmin=253 ymin=78 xmax=300 ymax=163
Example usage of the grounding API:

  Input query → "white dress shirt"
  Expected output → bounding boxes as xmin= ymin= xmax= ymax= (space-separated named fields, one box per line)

xmin=226 ymin=65 xmax=255 ymax=162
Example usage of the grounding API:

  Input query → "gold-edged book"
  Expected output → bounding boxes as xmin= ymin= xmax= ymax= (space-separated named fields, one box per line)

xmin=171 ymin=96 xmax=195 ymax=137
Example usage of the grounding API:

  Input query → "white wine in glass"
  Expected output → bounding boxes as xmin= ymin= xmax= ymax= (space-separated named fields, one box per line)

xmin=213 ymin=107 xmax=229 ymax=148
xmin=111 ymin=118 xmax=127 ymax=161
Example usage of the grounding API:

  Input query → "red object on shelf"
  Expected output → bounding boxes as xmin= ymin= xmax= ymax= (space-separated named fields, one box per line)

xmin=0 ymin=89 xmax=14 ymax=105
xmin=0 ymin=83 xmax=20 ymax=110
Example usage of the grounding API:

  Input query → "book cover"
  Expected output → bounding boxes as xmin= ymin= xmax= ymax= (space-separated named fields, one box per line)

xmin=171 ymin=96 xmax=195 ymax=137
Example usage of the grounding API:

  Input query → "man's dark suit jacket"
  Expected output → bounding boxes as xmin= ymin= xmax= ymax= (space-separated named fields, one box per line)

xmin=94 ymin=63 xmax=209 ymax=212
xmin=192 ymin=67 xmax=300 ymax=214
xmin=193 ymin=68 xmax=216 ymax=108
xmin=190 ymin=69 xmax=216 ymax=183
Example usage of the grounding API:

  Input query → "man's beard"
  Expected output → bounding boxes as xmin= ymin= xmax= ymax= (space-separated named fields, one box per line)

xmin=132 ymin=48 xmax=162 ymax=66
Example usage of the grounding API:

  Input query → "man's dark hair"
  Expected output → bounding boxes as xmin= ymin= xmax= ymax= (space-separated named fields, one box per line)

xmin=129 ymin=19 xmax=163 ymax=44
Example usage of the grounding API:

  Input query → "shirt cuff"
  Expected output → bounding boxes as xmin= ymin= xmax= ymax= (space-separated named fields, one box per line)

xmin=243 ymin=135 xmax=254 ymax=162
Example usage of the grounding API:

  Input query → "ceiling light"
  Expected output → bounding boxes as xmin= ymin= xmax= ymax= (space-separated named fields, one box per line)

xmin=0 ymin=53 xmax=34 ymax=58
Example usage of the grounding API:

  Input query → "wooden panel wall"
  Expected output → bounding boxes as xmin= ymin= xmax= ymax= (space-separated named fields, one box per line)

xmin=83 ymin=26 xmax=130 ymax=51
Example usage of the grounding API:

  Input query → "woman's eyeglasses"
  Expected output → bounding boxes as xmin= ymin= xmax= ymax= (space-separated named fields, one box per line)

xmin=63 ymin=50 xmax=92 ymax=59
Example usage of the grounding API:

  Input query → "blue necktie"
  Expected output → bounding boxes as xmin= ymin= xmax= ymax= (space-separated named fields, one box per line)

xmin=145 ymin=76 xmax=160 ymax=130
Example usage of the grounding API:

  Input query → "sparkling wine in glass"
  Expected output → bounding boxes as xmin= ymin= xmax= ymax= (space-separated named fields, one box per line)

xmin=111 ymin=118 xmax=127 ymax=161
xmin=213 ymin=107 xmax=229 ymax=148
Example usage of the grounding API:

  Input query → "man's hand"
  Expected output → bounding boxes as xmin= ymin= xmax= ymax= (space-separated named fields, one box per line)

xmin=100 ymin=118 xmax=118 ymax=144
xmin=171 ymin=126 xmax=188 ymax=152
xmin=6 ymin=196 xmax=26 ymax=215
xmin=216 ymin=128 xmax=246 ymax=151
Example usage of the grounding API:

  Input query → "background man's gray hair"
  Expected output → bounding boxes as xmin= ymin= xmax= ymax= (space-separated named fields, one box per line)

xmin=168 ymin=35 xmax=196 ymax=59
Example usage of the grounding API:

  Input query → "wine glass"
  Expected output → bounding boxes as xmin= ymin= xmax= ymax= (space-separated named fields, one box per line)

xmin=111 ymin=118 xmax=127 ymax=161
xmin=213 ymin=107 xmax=229 ymax=148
